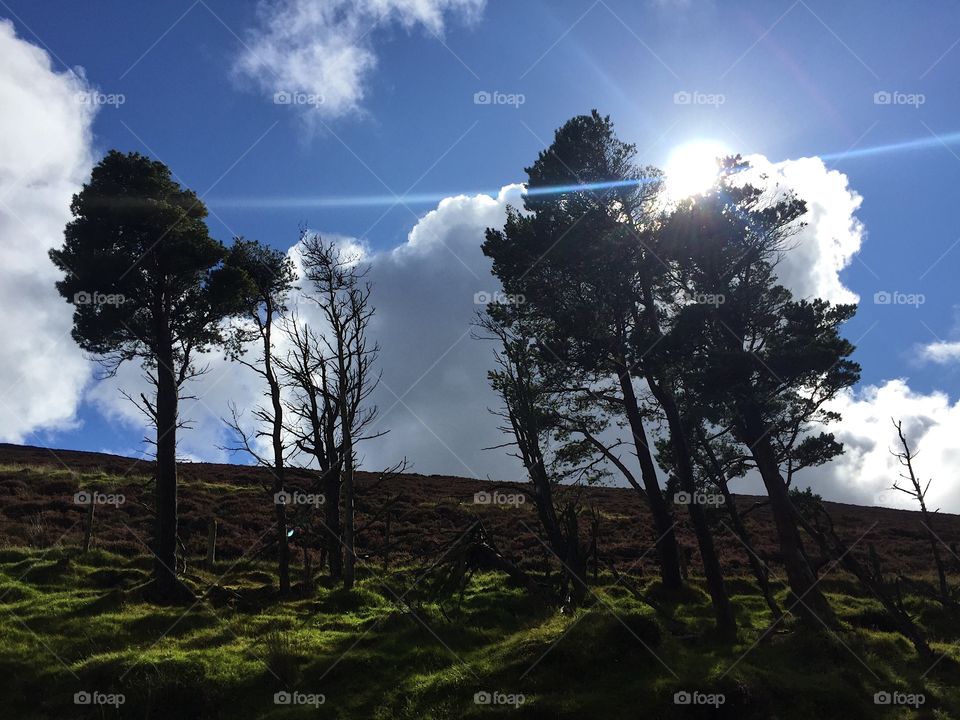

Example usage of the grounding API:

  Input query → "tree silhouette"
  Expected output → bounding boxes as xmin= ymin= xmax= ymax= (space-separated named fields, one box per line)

xmin=658 ymin=165 xmax=860 ymax=625
xmin=223 ymin=238 xmax=298 ymax=595
xmin=49 ymin=150 xmax=250 ymax=602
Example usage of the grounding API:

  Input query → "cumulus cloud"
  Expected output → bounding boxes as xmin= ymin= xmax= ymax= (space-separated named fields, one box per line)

xmin=90 ymin=185 xmax=526 ymax=480
xmin=920 ymin=340 xmax=960 ymax=365
xmin=235 ymin=0 xmax=485 ymax=119
xmin=741 ymin=154 xmax=864 ymax=305
xmin=805 ymin=380 xmax=960 ymax=511
xmin=0 ymin=20 xmax=96 ymax=441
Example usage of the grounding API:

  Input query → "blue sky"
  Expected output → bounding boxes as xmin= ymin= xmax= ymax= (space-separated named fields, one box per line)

xmin=2 ymin=0 xmax=960 ymax=507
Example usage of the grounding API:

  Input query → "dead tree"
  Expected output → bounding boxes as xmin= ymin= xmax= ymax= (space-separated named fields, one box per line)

xmin=277 ymin=313 xmax=344 ymax=580
xmin=297 ymin=232 xmax=384 ymax=591
xmin=795 ymin=500 xmax=935 ymax=661
xmin=890 ymin=418 xmax=953 ymax=610
xmin=222 ymin=238 xmax=297 ymax=596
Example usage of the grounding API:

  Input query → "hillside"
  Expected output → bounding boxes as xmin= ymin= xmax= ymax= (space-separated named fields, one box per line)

xmin=2 ymin=444 xmax=960 ymax=718
xmin=1 ymin=443 xmax=956 ymax=579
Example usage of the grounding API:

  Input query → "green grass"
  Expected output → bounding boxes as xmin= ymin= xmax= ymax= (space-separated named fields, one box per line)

xmin=0 ymin=463 xmax=152 ymax=490
xmin=0 ymin=546 xmax=957 ymax=719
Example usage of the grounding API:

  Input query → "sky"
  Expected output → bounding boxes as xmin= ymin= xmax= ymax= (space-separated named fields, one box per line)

xmin=2 ymin=0 xmax=960 ymax=511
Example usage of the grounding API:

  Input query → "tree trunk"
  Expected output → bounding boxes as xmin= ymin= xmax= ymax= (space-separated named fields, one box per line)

xmin=700 ymin=432 xmax=782 ymax=619
xmin=324 ymin=468 xmax=343 ymax=579
xmin=651 ymin=379 xmax=736 ymax=636
xmin=265 ymin=325 xmax=290 ymax=597
xmin=716 ymin=480 xmax=782 ymax=620
xmin=154 ymin=325 xmax=182 ymax=601
xmin=739 ymin=402 xmax=836 ymax=627
xmin=342 ymin=450 xmax=355 ymax=590
xmin=615 ymin=364 xmax=683 ymax=589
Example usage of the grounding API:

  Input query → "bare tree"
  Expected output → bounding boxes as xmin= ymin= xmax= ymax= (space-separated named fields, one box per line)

xmin=890 ymin=418 xmax=952 ymax=608
xmin=222 ymin=238 xmax=297 ymax=595
xmin=297 ymin=232 xmax=383 ymax=590
xmin=277 ymin=312 xmax=345 ymax=579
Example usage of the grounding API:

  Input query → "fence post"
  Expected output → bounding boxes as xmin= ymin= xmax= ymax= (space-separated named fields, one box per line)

xmin=82 ymin=498 xmax=95 ymax=553
xmin=206 ymin=519 xmax=217 ymax=570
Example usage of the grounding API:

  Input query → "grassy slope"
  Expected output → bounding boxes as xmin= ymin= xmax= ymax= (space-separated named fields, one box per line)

xmin=1 ymin=455 xmax=959 ymax=718
xmin=1 ymin=544 xmax=959 ymax=719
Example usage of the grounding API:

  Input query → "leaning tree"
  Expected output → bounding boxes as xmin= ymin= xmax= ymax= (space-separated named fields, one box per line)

xmin=50 ymin=150 xmax=251 ymax=602
xmin=657 ymin=168 xmax=861 ymax=625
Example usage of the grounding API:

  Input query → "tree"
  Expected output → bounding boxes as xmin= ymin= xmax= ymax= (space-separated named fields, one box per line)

xmin=278 ymin=312 xmax=345 ymax=580
xmin=223 ymin=238 xmax=298 ymax=595
xmin=483 ymin=111 xmax=685 ymax=591
xmin=297 ymin=232 xmax=382 ymax=590
xmin=49 ymin=150 xmax=250 ymax=602
xmin=478 ymin=302 xmax=599 ymax=607
xmin=658 ymin=167 xmax=860 ymax=625
xmin=890 ymin=418 xmax=952 ymax=608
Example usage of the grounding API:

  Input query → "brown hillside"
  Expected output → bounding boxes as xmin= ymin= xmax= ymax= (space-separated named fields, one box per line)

xmin=1 ymin=443 xmax=957 ymax=580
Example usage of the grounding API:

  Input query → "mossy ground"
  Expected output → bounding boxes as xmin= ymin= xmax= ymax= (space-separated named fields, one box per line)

xmin=0 ymin=544 xmax=958 ymax=719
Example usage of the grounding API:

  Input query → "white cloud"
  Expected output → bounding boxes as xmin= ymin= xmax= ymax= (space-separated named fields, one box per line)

xmin=0 ymin=20 xmax=96 ymax=441
xmin=235 ymin=0 xmax=485 ymax=119
xmin=743 ymin=154 xmax=864 ymax=305
xmin=813 ymin=380 xmax=960 ymax=512
xmin=920 ymin=340 xmax=960 ymax=365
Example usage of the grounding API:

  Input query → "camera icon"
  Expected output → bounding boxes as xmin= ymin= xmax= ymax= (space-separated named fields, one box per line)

xmin=74 ymin=491 xmax=91 ymax=505
xmin=873 ymin=291 xmax=891 ymax=305
xmin=273 ymin=91 xmax=292 ymax=105
xmin=74 ymin=691 xmax=92 ymax=705
xmin=673 ymin=91 xmax=692 ymax=105
xmin=474 ymin=691 xmax=492 ymax=705
xmin=874 ymin=691 xmax=892 ymax=705
xmin=274 ymin=490 xmax=292 ymax=506
xmin=474 ymin=491 xmax=491 ymax=505
xmin=274 ymin=691 xmax=292 ymax=705
xmin=73 ymin=291 xmax=92 ymax=305
xmin=473 ymin=291 xmax=491 ymax=305
xmin=674 ymin=491 xmax=691 ymax=505
xmin=873 ymin=91 xmax=892 ymax=105
xmin=473 ymin=91 xmax=492 ymax=105
xmin=674 ymin=690 xmax=692 ymax=705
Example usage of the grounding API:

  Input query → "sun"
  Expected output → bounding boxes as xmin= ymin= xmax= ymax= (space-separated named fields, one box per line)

xmin=663 ymin=140 xmax=730 ymax=200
